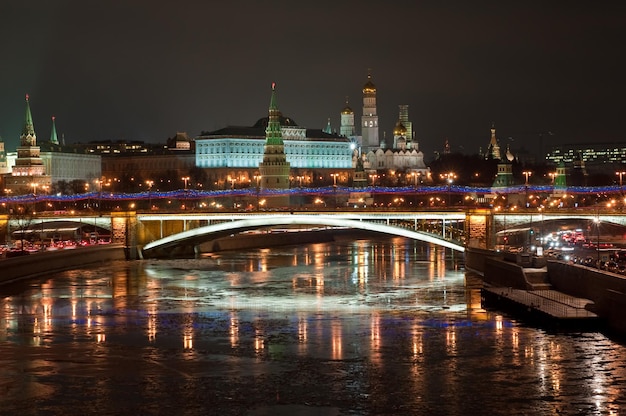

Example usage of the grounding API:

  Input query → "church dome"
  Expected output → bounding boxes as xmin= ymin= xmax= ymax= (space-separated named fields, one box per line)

xmin=341 ymin=104 xmax=353 ymax=115
xmin=362 ymin=75 xmax=376 ymax=93
xmin=506 ymin=145 xmax=515 ymax=162
xmin=393 ymin=120 xmax=407 ymax=136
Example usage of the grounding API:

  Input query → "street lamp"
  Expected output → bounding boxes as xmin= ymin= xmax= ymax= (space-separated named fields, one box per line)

xmin=522 ymin=171 xmax=532 ymax=207
xmin=441 ymin=172 xmax=456 ymax=206
xmin=253 ymin=174 xmax=261 ymax=211
xmin=594 ymin=215 xmax=601 ymax=263
xmin=146 ymin=180 xmax=154 ymax=210
xmin=411 ymin=171 xmax=421 ymax=188
xmin=616 ymin=171 xmax=626 ymax=194
xmin=330 ymin=173 xmax=338 ymax=207
xmin=182 ymin=176 xmax=190 ymax=191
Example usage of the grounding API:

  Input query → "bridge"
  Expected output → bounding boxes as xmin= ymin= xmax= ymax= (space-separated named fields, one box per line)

xmin=141 ymin=213 xmax=467 ymax=258
xmin=2 ymin=208 xmax=625 ymax=259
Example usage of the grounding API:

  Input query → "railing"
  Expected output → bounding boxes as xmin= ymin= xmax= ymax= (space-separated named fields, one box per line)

xmin=493 ymin=287 xmax=596 ymax=318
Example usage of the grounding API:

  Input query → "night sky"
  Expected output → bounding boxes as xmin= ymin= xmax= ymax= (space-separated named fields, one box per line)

xmin=1 ymin=1 xmax=624 ymax=160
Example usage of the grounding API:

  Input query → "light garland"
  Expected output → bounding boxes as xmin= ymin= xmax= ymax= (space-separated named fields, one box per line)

xmin=0 ymin=184 xmax=622 ymax=204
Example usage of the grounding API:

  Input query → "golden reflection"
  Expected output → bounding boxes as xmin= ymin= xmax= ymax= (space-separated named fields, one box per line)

xmin=147 ymin=308 xmax=157 ymax=342
xmin=511 ymin=328 xmax=520 ymax=366
xmin=183 ymin=313 xmax=194 ymax=350
xmin=297 ymin=314 xmax=308 ymax=355
xmin=446 ymin=325 xmax=457 ymax=355
xmin=183 ymin=332 xmax=193 ymax=349
xmin=495 ymin=315 xmax=504 ymax=332
xmin=41 ymin=284 xmax=53 ymax=333
xmin=96 ymin=333 xmax=106 ymax=343
xmin=412 ymin=331 xmax=423 ymax=357
xmin=370 ymin=313 xmax=381 ymax=365
xmin=254 ymin=328 xmax=264 ymax=353
xmin=258 ymin=249 xmax=269 ymax=272
xmin=352 ymin=242 xmax=369 ymax=289
xmin=331 ymin=319 xmax=342 ymax=360
xmin=230 ymin=312 xmax=239 ymax=348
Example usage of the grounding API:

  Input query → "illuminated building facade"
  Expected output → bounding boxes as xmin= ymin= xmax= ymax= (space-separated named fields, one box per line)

xmin=195 ymin=86 xmax=354 ymax=188
xmin=546 ymin=143 xmax=626 ymax=171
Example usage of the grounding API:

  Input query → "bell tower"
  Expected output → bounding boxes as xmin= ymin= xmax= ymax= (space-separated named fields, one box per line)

xmin=361 ymin=72 xmax=379 ymax=151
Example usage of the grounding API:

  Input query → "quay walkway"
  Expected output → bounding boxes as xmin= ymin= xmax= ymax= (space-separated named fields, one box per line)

xmin=481 ymin=286 xmax=599 ymax=327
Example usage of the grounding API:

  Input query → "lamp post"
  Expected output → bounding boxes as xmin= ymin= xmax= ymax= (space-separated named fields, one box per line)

xmin=594 ymin=214 xmax=601 ymax=264
xmin=330 ymin=173 xmax=338 ymax=208
xmin=182 ymin=176 xmax=190 ymax=191
xmin=616 ymin=171 xmax=626 ymax=195
xmin=146 ymin=180 xmax=154 ymax=210
xmin=522 ymin=170 xmax=532 ymax=207
xmin=441 ymin=172 xmax=456 ymax=206
xmin=253 ymin=174 xmax=261 ymax=211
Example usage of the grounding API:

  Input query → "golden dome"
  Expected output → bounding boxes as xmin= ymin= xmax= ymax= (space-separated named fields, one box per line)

xmin=341 ymin=104 xmax=353 ymax=115
xmin=362 ymin=74 xmax=376 ymax=93
xmin=393 ymin=120 xmax=407 ymax=136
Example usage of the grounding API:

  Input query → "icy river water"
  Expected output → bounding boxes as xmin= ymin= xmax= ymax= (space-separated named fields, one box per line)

xmin=1 ymin=236 xmax=625 ymax=415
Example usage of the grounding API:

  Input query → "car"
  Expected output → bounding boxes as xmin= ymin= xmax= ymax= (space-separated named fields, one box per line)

xmin=606 ymin=261 xmax=619 ymax=273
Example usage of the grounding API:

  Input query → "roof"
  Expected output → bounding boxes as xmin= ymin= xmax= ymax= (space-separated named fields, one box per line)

xmin=198 ymin=126 xmax=348 ymax=142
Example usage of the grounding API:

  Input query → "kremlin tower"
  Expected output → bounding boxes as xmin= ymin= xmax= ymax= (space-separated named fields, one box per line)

xmin=258 ymin=83 xmax=291 ymax=207
xmin=4 ymin=94 xmax=51 ymax=194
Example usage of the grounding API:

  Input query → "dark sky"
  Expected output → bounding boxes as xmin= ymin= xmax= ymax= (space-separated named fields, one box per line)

xmin=1 ymin=1 xmax=624 ymax=160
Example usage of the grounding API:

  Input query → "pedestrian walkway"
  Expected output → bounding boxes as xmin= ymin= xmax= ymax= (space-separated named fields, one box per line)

xmin=482 ymin=286 xmax=598 ymax=321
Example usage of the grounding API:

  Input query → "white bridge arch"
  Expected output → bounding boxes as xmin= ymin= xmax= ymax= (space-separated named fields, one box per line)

xmin=142 ymin=214 xmax=465 ymax=257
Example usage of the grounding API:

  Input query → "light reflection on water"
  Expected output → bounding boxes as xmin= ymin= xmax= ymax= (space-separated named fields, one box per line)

xmin=0 ymin=237 xmax=625 ymax=415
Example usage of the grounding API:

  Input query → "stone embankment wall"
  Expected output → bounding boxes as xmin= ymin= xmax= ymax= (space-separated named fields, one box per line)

xmin=483 ymin=257 xmax=530 ymax=289
xmin=0 ymin=245 xmax=126 ymax=285
xmin=548 ymin=260 xmax=626 ymax=333
xmin=464 ymin=247 xmax=502 ymax=275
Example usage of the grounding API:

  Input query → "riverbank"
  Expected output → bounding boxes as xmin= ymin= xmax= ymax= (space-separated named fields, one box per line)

xmin=465 ymin=247 xmax=626 ymax=335
xmin=0 ymin=244 xmax=126 ymax=285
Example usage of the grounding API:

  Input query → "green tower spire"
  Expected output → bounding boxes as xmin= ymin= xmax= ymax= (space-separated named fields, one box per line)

xmin=265 ymin=82 xmax=284 ymax=146
xmin=22 ymin=94 xmax=35 ymax=137
xmin=50 ymin=116 xmax=59 ymax=145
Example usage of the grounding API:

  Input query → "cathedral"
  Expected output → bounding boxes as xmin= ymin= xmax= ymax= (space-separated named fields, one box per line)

xmin=341 ymin=73 xmax=431 ymax=184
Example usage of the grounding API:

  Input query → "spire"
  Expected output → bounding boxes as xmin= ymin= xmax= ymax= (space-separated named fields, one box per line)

xmin=22 ymin=94 xmax=35 ymax=137
xmin=50 ymin=116 xmax=59 ymax=145
xmin=265 ymin=82 xmax=284 ymax=146
xmin=323 ymin=118 xmax=332 ymax=134
xmin=486 ymin=122 xmax=501 ymax=160
xmin=259 ymin=82 xmax=291 ymax=206
xmin=269 ymin=82 xmax=279 ymax=113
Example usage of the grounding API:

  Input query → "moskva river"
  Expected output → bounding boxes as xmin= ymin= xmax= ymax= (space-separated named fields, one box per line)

xmin=0 ymin=237 xmax=624 ymax=415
